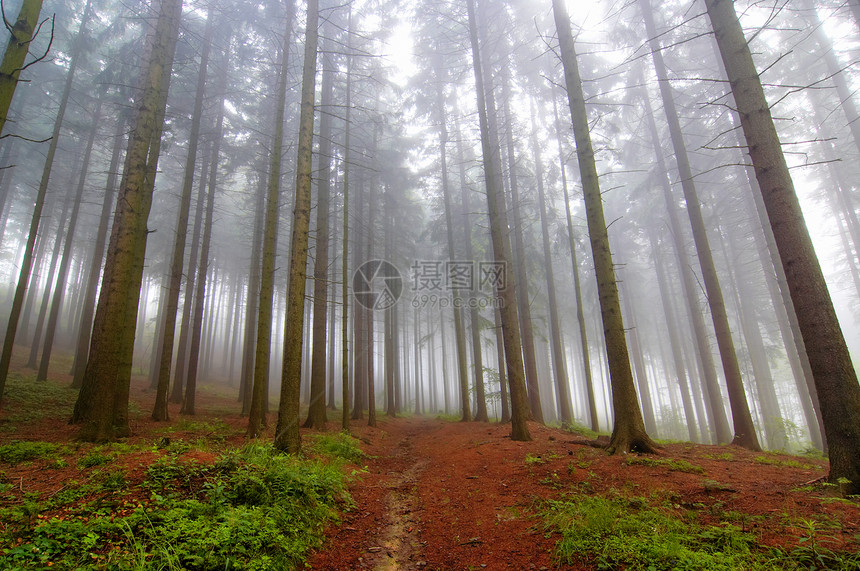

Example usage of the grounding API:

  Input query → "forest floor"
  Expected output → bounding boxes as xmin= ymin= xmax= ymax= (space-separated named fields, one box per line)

xmin=1 ymin=369 xmax=859 ymax=569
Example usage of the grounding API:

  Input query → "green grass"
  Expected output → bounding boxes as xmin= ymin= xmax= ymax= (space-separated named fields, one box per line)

xmin=306 ymin=432 xmax=367 ymax=464
xmin=0 ymin=442 xmax=357 ymax=570
xmin=0 ymin=374 xmax=79 ymax=431
xmin=754 ymin=454 xmax=820 ymax=470
xmin=0 ymin=441 xmax=65 ymax=465
xmin=543 ymin=493 xmax=860 ymax=570
xmin=625 ymin=455 xmax=705 ymax=474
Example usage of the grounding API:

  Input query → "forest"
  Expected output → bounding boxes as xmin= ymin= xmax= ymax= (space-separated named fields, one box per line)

xmin=1 ymin=0 xmax=860 ymax=568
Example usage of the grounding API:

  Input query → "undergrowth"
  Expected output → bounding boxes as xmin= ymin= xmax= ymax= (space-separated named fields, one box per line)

xmin=543 ymin=492 xmax=860 ymax=570
xmin=0 ymin=442 xmax=357 ymax=570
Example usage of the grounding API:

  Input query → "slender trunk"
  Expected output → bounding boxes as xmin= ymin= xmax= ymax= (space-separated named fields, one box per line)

xmin=434 ymin=53 xmax=471 ymax=422
xmin=181 ymin=36 xmax=228 ymax=415
xmin=152 ymin=10 xmax=214 ymax=421
xmin=497 ymin=55 xmax=542 ymax=424
xmin=71 ymin=110 xmax=126 ymax=389
xmin=649 ymin=228 xmax=699 ymax=442
xmin=493 ymin=306 xmax=510 ymax=423
xmin=170 ymin=150 xmax=209 ymax=403
xmin=530 ymin=105 xmax=571 ymax=425
xmin=552 ymin=96 xmax=599 ymax=432
xmin=641 ymin=0 xmax=759 ymax=450
xmin=304 ymin=29 xmax=332 ymax=430
xmin=466 ymin=0 xmax=530 ymax=441
xmin=639 ymin=78 xmax=730 ymax=445
xmin=553 ymin=0 xmax=655 ymax=452
xmin=341 ymin=5 xmax=352 ymax=431
xmin=247 ymin=0 xmax=295 ymax=438
xmin=37 ymin=95 xmax=103 ymax=382
xmin=27 ymin=183 xmax=73 ymax=369
xmin=274 ymin=0 xmax=319 ymax=454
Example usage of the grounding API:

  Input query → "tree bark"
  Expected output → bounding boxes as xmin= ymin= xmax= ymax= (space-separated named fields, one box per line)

xmin=153 ymin=10 xmax=214 ymax=421
xmin=0 ymin=0 xmax=45 ymax=138
xmin=706 ymin=0 xmax=860 ymax=492
xmin=71 ymin=0 xmax=182 ymax=440
xmin=466 ymin=0 xmax=530 ymax=441
xmin=304 ymin=27 xmax=333 ymax=430
xmin=640 ymin=0 xmax=760 ymax=451
xmin=553 ymin=0 xmax=656 ymax=453
xmin=274 ymin=0 xmax=319 ymax=454
xmin=37 ymin=94 xmax=103 ymax=383
xmin=247 ymin=0 xmax=296 ymax=438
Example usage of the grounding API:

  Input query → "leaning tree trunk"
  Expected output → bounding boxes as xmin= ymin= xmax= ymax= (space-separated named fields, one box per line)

xmin=639 ymin=82 xmax=730 ymax=444
xmin=640 ymin=0 xmax=760 ymax=451
xmin=706 ymin=0 xmax=860 ymax=493
xmin=274 ymin=0 xmax=319 ymax=454
xmin=552 ymin=0 xmax=656 ymax=454
xmin=466 ymin=0 xmax=530 ymax=441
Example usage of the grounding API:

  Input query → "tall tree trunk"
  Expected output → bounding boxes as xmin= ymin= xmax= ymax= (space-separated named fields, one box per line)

xmin=552 ymin=96 xmax=599 ymax=432
xmin=620 ymin=286 xmax=658 ymax=435
xmin=181 ymin=34 xmax=229 ymax=416
xmin=71 ymin=109 xmax=126 ymax=389
xmin=531 ymin=105 xmax=572 ymax=426
xmin=152 ymin=10 xmax=214 ymax=421
xmin=247 ymin=0 xmax=296 ymax=438
xmin=304 ymin=26 xmax=333 ymax=430
xmin=37 ymin=94 xmax=103 ymax=382
xmin=274 ymin=0 xmax=319 ymax=454
xmin=341 ymin=4 xmax=353 ymax=431
xmin=433 ymin=53 xmax=471 ymax=422
xmin=0 ymin=0 xmax=90 ymax=399
xmin=27 ymin=182 xmax=73 ymax=369
xmin=639 ymin=83 xmax=729 ymax=444
xmin=71 ymin=0 xmax=181 ymax=440
xmin=706 ymin=0 xmax=860 ymax=492
xmin=239 ymin=161 xmax=267 ymax=414
xmin=553 ymin=0 xmax=656 ymax=453
xmin=641 ymin=0 xmax=760 ymax=451
xmin=497 ymin=57 xmax=542 ymax=425
xmin=466 ymin=0 xmax=530 ymax=441
xmin=649 ymin=228 xmax=699 ymax=442
xmin=170 ymin=149 xmax=209 ymax=403
xmin=453 ymin=114 xmax=487 ymax=422
xmin=493 ymin=305 xmax=510 ymax=423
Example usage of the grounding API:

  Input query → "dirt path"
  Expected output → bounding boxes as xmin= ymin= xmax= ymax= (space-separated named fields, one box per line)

xmin=307 ymin=415 xmax=856 ymax=571
xmin=309 ymin=417 xmax=562 ymax=570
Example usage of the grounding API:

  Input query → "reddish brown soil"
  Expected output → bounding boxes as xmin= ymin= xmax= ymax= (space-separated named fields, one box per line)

xmin=2 ymin=375 xmax=859 ymax=570
xmin=308 ymin=417 xmax=860 ymax=570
